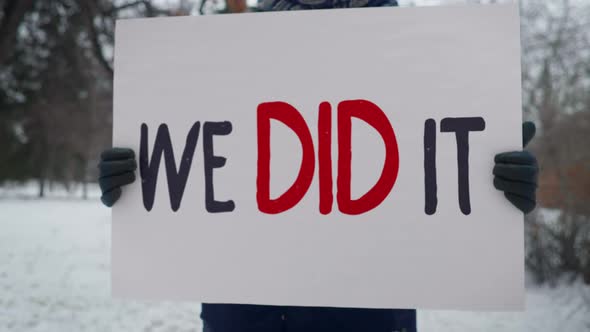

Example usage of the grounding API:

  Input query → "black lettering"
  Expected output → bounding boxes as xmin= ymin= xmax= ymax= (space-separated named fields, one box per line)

xmin=424 ymin=119 xmax=437 ymax=215
xmin=140 ymin=122 xmax=200 ymax=212
xmin=203 ymin=121 xmax=235 ymax=213
xmin=440 ymin=117 xmax=485 ymax=215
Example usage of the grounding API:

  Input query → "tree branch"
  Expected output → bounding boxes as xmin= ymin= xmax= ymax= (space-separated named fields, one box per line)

xmin=80 ymin=0 xmax=113 ymax=77
xmin=0 ymin=0 xmax=36 ymax=66
xmin=106 ymin=0 xmax=146 ymax=15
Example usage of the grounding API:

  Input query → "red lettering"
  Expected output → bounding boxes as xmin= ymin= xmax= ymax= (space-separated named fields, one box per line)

xmin=318 ymin=102 xmax=333 ymax=215
xmin=257 ymin=102 xmax=316 ymax=214
xmin=337 ymin=100 xmax=399 ymax=215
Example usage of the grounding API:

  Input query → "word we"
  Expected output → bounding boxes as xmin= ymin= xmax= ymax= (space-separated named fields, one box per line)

xmin=139 ymin=121 xmax=235 ymax=213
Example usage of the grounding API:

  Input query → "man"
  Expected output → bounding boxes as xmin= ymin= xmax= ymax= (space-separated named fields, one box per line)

xmin=98 ymin=1 xmax=538 ymax=331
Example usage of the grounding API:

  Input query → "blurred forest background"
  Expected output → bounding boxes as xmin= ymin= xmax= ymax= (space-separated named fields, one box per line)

xmin=0 ymin=0 xmax=589 ymax=287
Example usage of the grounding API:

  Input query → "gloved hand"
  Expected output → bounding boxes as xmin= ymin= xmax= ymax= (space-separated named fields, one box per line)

xmin=98 ymin=148 xmax=137 ymax=207
xmin=493 ymin=122 xmax=539 ymax=214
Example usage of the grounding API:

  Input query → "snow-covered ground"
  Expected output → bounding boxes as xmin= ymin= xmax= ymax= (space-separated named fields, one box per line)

xmin=1 ymin=188 xmax=589 ymax=332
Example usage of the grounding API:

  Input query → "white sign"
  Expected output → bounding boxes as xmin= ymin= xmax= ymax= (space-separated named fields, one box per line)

xmin=113 ymin=3 xmax=524 ymax=310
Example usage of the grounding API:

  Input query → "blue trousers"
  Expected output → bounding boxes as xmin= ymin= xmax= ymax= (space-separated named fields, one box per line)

xmin=201 ymin=304 xmax=417 ymax=332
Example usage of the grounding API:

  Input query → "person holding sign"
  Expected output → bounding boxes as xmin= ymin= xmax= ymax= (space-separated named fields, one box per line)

xmin=99 ymin=1 xmax=539 ymax=331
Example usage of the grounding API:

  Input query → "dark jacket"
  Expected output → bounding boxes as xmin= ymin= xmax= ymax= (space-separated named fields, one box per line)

xmin=201 ymin=304 xmax=416 ymax=332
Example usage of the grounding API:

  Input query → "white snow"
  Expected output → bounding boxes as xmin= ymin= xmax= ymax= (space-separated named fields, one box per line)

xmin=1 ymin=189 xmax=589 ymax=331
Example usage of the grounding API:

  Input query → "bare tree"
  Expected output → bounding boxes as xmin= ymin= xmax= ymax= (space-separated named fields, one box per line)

xmin=520 ymin=0 xmax=590 ymax=284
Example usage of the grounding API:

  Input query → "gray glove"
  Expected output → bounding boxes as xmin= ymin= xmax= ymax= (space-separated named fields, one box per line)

xmin=98 ymin=148 xmax=137 ymax=207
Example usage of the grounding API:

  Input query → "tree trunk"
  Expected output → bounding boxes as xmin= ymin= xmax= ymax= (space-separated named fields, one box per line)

xmin=82 ymin=176 xmax=88 ymax=200
xmin=38 ymin=176 xmax=45 ymax=198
